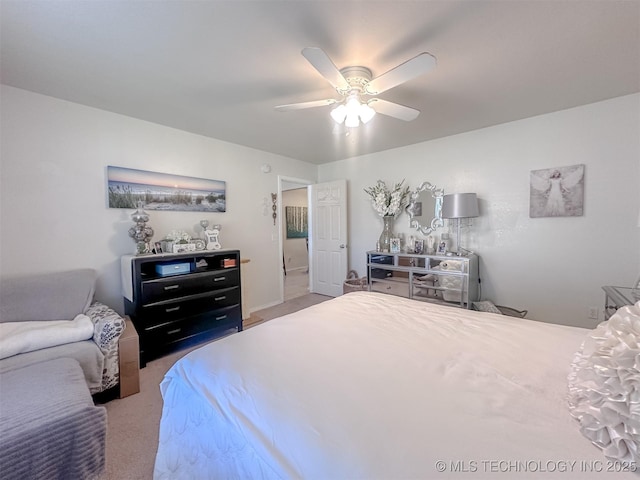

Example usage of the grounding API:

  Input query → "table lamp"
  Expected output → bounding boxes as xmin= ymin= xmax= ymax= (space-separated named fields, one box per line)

xmin=441 ymin=193 xmax=479 ymax=256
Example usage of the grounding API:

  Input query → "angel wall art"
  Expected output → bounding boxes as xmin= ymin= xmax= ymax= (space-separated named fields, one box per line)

xmin=529 ymin=164 xmax=584 ymax=218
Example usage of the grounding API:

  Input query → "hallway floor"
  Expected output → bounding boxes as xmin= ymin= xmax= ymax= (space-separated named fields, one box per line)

xmin=284 ymin=268 xmax=309 ymax=301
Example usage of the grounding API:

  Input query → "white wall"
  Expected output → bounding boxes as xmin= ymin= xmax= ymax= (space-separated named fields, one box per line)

xmin=2 ymin=86 xmax=637 ymax=328
xmin=0 ymin=86 xmax=317 ymax=314
xmin=319 ymin=94 xmax=640 ymax=328
xmin=282 ymin=188 xmax=309 ymax=271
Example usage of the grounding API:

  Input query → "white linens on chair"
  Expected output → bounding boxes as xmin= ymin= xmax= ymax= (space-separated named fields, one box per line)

xmin=0 ymin=314 xmax=93 ymax=360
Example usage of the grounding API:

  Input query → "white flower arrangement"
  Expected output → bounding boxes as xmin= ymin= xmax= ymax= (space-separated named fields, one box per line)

xmin=364 ymin=180 xmax=410 ymax=217
xmin=165 ymin=230 xmax=192 ymax=244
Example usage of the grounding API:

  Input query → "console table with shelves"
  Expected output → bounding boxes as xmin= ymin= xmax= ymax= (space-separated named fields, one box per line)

xmin=366 ymin=251 xmax=480 ymax=309
xmin=602 ymin=286 xmax=638 ymax=320
xmin=122 ymin=250 xmax=242 ymax=366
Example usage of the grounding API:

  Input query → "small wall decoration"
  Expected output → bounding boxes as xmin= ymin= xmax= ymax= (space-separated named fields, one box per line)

xmin=271 ymin=193 xmax=277 ymax=226
xmin=107 ymin=166 xmax=226 ymax=212
xmin=285 ymin=206 xmax=308 ymax=238
xmin=530 ymin=164 xmax=584 ymax=218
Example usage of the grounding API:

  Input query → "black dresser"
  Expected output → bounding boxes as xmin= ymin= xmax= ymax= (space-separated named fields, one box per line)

xmin=122 ymin=250 xmax=242 ymax=366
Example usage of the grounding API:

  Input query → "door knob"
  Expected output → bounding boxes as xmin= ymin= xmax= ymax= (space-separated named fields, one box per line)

xmin=339 ymin=244 xmax=346 ymax=248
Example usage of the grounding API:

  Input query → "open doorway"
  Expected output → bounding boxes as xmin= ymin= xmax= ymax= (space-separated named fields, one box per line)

xmin=279 ymin=177 xmax=312 ymax=302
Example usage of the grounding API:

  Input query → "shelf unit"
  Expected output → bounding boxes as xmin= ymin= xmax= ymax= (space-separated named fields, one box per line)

xmin=122 ymin=250 xmax=242 ymax=366
xmin=366 ymin=251 xmax=479 ymax=309
xmin=602 ymin=286 xmax=638 ymax=320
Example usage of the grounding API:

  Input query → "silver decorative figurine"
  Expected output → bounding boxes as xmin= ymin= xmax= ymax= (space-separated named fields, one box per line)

xmin=128 ymin=202 xmax=154 ymax=255
xmin=199 ymin=219 xmax=210 ymax=239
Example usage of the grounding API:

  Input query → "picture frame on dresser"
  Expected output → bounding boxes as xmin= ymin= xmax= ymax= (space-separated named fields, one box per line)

xmin=390 ymin=238 xmax=401 ymax=253
xmin=204 ymin=228 xmax=222 ymax=250
xmin=414 ymin=239 xmax=424 ymax=254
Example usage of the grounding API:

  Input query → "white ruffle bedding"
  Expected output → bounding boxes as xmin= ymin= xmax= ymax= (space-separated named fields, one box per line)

xmin=155 ymin=292 xmax=639 ymax=479
xmin=568 ymin=301 xmax=640 ymax=463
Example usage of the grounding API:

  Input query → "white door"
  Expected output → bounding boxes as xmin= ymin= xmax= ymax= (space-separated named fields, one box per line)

xmin=309 ymin=180 xmax=348 ymax=297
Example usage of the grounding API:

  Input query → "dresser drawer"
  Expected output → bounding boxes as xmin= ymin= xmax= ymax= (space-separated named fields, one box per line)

xmin=142 ymin=305 xmax=241 ymax=345
xmin=140 ymin=287 xmax=239 ymax=325
xmin=141 ymin=269 xmax=240 ymax=304
xmin=369 ymin=280 xmax=409 ymax=297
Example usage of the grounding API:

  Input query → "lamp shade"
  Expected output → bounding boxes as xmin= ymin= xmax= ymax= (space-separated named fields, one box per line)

xmin=441 ymin=193 xmax=479 ymax=219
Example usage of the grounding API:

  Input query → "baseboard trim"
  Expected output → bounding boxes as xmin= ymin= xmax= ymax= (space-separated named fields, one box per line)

xmin=250 ymin=300 xmax=282 ymax=313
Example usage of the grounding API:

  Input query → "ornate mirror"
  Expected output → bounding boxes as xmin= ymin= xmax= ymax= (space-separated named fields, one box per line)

xmin=406 ymin=182 xmax=444 ymax=235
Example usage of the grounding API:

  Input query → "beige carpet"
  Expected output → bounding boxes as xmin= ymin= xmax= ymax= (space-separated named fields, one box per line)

xmin=99 ymin=293 xmax=330 ymax=480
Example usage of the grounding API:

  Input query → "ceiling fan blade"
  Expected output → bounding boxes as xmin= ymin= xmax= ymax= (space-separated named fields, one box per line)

xmin=301 ymin=47 xmax=350 ymax=91
xmin=275 ymin=99 xmax=338 ymax=111
xmin=368 ymin=99 xmax=420 ymax=121
xmin=365 ymin=53 xmax=436 ymax=95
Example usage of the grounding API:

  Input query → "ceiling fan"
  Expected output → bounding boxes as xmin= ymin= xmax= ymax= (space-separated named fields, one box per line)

xmin=275 ymin=47 xmax=436 ymax=128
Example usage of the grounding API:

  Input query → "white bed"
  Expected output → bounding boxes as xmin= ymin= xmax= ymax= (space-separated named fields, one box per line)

xmin=154 ymin=291 xmax=640 ymax=479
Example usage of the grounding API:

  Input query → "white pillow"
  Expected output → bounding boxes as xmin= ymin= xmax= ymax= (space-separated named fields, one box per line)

xmin=439 ymin=260 xmax=464 ymax=271
xmin=568 ymin=301 xmax=640 ymax=463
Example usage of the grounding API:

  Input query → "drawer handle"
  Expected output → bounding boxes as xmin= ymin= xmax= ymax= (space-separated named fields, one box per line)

xmin=215 ymin=315 xmax=227 ymax=321
xmin=165 ymin=306 xmax=181 ymax=313
xmin=214 ymin=296 xmax=226 ymax=301
xmin=167 ymin=328 xmax=181 ymax=335
xmin=213 ymin=277 xmax=226 ymax=282
xmin=164 ymin=285 xmax=180 ymax=290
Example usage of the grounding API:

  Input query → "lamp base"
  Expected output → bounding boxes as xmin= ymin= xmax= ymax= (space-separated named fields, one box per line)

xmin=452 ymin=218 xmax=475 ymax=256
xmin=454 ymin=218 xmax=462 ymax=256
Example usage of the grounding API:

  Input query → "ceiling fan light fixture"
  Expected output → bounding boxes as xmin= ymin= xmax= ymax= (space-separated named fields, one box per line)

xmin=330 ymin=104 xmax=347 ymax=124
xmin=345 ymin=112 xmax=360 ymax=128
xmin=359 ymin=103 xmax=376 ymax=124
xmin=345 ymin=95 xmax=360 ymax=114
xmin=334 ymin=94 xmax=375 ymax=127
xmin=278 ymin=48 xmax=435 ymax=128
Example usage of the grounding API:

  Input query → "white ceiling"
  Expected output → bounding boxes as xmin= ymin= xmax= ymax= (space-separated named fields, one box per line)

xmin=1 ymin=1 xmax=639 ymax=165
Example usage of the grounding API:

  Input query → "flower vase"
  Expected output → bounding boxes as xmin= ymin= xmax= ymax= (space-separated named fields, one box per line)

xmin=378 ymin=215 xmax=394 ymax=252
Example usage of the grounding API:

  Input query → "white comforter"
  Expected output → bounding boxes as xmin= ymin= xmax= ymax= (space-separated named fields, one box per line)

xmin=155 ymin=292 xmax=638 ymax=479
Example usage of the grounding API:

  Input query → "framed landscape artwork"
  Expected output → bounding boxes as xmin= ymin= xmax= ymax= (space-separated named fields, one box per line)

xmin=285 ymin=206 xmax=308 ymax=238
xmin=107 ymin=166 xmax=226 ymax=212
